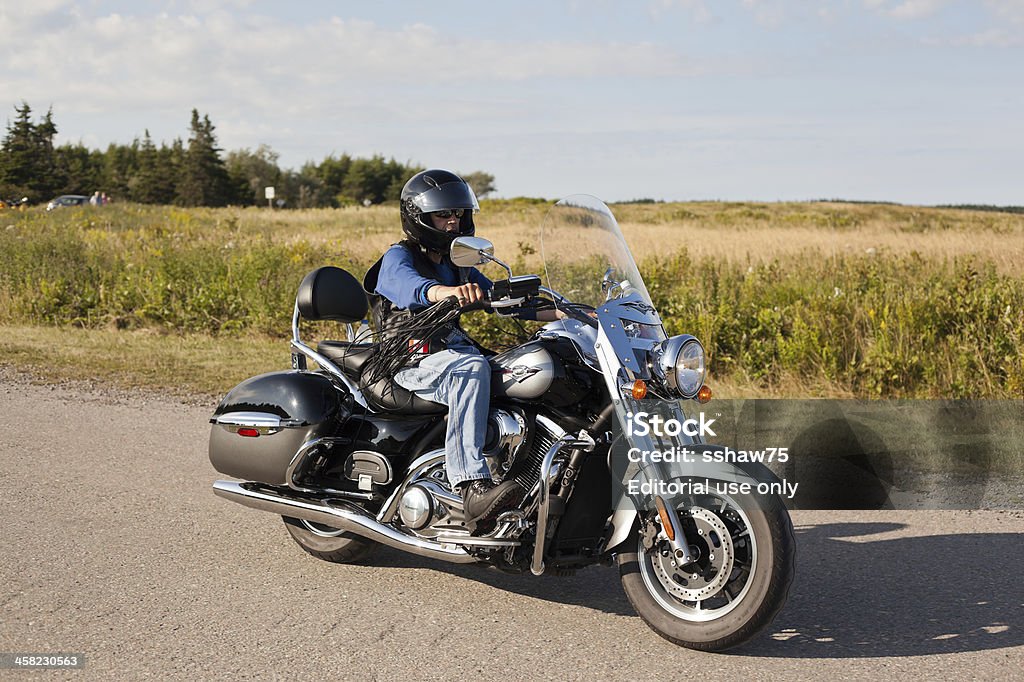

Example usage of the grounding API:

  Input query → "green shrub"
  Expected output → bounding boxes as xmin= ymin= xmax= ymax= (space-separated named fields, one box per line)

xmin=2 ymin=203 xmax=1021 ymax=398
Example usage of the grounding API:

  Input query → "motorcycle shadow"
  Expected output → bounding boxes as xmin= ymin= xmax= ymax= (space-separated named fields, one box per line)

xmin=741 ymin=521 xmax=1024 ymax=658
xmin=371 ymin=546 xmax=635 ymax=617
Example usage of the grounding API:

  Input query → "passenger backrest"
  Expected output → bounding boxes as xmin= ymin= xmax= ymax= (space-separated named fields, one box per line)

xmin=296 ymin=266 xmax=368 ymax=323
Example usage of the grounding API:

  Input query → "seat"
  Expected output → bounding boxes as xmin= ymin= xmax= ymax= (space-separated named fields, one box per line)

xmin=297 ymin=266 xmax=447 ymax=417
xmin=359 ymin=374 xmax=448 ymax=416
xmin=317 ymin=341 xmax=376 ymax=378
xmin=316 ymin=340 xmax=445 ymax=415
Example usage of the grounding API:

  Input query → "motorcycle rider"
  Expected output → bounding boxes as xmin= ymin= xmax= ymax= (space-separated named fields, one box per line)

xmin=364 ymin=169 xmax=563 ymax=532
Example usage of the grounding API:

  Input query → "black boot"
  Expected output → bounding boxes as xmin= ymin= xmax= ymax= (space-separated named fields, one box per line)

xmin=460 ymin=479 xmax=523 ymax=533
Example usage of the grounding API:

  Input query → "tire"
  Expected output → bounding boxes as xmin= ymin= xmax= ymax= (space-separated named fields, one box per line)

xmin=282 ymin=516 xmax=378 ymax=564
xmin=617 ymin=490 xmax=795 ymax=651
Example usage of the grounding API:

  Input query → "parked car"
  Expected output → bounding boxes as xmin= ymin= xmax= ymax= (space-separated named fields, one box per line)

xmin=1 ymin=196 xmax=28 ymax=210
xmin=46 ymin=195 xmax=89 ymax=211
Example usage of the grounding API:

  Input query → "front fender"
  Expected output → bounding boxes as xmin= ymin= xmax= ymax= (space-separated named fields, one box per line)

xmin=603 ymin=503 xmax=638 ymax=553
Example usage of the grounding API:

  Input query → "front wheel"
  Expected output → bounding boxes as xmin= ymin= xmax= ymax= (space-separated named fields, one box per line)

xmin=282 ymin=516 xmax=377 ymax=564
xmin=617 ymin=491 xmax=795 ymax=651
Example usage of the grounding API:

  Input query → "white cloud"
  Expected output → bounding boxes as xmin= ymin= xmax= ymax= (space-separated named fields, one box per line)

xmin=0 ymin=6 xmax=715 ymax=165
xmin=739 ymin=0 xmax=788 ymax=27
xmin=1 ymin=9 xmax=697 ymax=111
xmin=0 ymin=0 xmax=74 ymax=21
xmin=984 ymin=0 xmax=1024 ymax=23
xmin=927 ymin=27 xmax=1023 ymax=46
xmin=0 ymin=6 xmax=715 ymax=156
xmin=857 ymin=0 xmax=1024 ymax=46
xmin=2 ymin=2 xmax=1019 ymax=203
xmin=863 ymin=0 xmax=951 ymax=19
xmin=648 ymin=0 xmax=714 ymax=22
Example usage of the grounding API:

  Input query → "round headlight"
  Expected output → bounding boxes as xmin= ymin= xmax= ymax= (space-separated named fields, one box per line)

xmin=658 ymin=335 xmax=706 ymax=399
xmin=675 ymin=339 xmax=705 ymax=398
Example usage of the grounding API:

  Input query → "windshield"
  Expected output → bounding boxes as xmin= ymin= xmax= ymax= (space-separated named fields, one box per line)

xmin=539 ymin=195 xmax=654 ymax=310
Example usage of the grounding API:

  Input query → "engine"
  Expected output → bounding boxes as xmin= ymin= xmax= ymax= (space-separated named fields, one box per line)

xmin=395 ymin=408 xmax=568 ymax=536
xmin=482 ymin=409 xmax=527 ymax=479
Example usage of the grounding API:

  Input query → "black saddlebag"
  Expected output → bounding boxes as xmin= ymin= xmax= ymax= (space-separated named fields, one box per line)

xmin=208 ymin=371 xmax=349 ymax=485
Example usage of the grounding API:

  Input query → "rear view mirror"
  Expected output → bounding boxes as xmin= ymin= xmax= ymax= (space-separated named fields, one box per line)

xmin=450 ymin=236 xmax=495 ymax=267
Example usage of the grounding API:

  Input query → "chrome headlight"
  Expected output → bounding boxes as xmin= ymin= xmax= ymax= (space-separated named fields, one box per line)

xmin=658 ymin=335 xmax=706 ymax=398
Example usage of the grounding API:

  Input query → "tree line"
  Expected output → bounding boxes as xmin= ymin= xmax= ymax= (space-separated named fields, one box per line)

xmin=0 ymin=103 xmax=496 ymax=207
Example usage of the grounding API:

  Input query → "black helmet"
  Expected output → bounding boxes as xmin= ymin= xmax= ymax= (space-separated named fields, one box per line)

xmin=400 ymin=169 xmax=479 ymax=253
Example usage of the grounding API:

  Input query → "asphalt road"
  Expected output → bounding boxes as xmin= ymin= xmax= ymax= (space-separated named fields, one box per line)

xmin=2 ymin=372 xmax=1022 ymax=680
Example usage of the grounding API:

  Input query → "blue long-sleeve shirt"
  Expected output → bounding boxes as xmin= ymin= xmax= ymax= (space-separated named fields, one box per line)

xmin=374 ymin=245 xmax=493 ymax=354
xmin=374 ymin=245 xmax=492 ymax=312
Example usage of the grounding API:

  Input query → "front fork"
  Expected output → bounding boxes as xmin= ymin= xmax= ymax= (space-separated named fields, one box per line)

xmin=591 ymin=323 xmax=700 ymax=566
xmin=654 ymin=495 xmax=696 ymax=565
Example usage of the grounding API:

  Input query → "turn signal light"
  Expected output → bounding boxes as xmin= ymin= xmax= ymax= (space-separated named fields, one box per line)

xmin=654 ymin=495 xmax=675 ymax=541
xmin=697 ymin=385 xmax=712 ymax=403
xmin=630 ymin=380 xmax=648 ymax=400
xmin=237 ymin=428 xmax=260 ymax=438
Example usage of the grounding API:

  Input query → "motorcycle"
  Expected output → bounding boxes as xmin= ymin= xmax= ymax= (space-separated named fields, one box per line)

xmin=208 ymin=195 xmax=795 ymax=651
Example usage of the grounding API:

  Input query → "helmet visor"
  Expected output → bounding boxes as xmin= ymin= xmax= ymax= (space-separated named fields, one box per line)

xmin=411 ymin=181 xmax=480 ymax=214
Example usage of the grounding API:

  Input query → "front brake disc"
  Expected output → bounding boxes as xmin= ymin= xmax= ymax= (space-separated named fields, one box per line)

xmin=651 ymin=507 xmax=735 ymax=602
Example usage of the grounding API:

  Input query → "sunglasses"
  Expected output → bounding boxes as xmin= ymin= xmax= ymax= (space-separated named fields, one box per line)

xmin=432 ymin=209 xmax=465 ymax=219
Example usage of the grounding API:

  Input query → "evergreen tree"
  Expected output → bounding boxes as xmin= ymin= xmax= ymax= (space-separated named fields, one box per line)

xmin=176 ymin=109 xmax=231 ymax=206
xmin=0 ymin=101 xmax=495 ymax=208
xmin=128 ymin=131 xmax=178 ymax=204
xmin=35 ymin=108 xmax=60 ymax=197
xmin=385 ymin=159 xmax=421 ymax=201
xmin=340 ymin=155 xmax=406 ymax=205
xmin=0 ymin=102 xmax=60 ymax=201
xmin=134 ymin=131 xmax=160 ymax=203
xmin=103 ymin=141 xmax=140 ymax=200
xmin=281 ymin=165 xmax=327 ymax=209
xmin=162 ymin=139 xmax=185 ymax=204
xmin=0 ymin=102 xmax=39 ymax=197
xmin=315 ymin=153 xmax=352 ymax=206
xmin=226 ymin=144 xmax=282 ymax=205
xmin=54 ymin=143 xmax=104 ymax=195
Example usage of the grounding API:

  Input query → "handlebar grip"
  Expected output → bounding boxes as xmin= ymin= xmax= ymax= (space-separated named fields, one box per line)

xmin=440 ymin=295 xmax=462 ymax=312
xmin=441 ymin=294 xmax=490 ymax=312
xmin=462 ymin=298 xmax=490 ymax=312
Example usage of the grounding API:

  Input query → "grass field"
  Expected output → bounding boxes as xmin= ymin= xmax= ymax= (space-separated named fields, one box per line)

xmin=1 ymin=200 xmax=1021 ymax=398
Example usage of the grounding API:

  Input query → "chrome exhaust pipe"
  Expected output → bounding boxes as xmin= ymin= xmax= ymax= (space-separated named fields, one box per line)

xmin=213 ymin=480 xmax=478 ymax=564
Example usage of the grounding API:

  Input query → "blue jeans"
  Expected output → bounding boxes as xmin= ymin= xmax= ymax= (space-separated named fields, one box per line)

xmin=394 ymin=350 xmax=492 ymax=488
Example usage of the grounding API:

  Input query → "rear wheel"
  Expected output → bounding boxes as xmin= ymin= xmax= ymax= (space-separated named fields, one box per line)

xmin=617 ymin=490 xmax=795 ymax=651
xmin=282 ymin=516 xmax=377 ymax=564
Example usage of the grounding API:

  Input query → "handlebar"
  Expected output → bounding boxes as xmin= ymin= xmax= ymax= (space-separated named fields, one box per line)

xmin=443 ymin=276 xmax=597 ymax=328
xmin=557 ymin=301 xmax=599 ymax=328
xmin=457 ymin=295 xmax=491 ymax=313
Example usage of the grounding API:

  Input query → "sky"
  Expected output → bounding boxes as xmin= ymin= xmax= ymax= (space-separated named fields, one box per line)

xmin=1 ymin=0 xmax=1022 ymax=205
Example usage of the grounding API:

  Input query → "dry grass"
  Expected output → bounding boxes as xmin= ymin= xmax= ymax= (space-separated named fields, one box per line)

xmin=621 ymin=224 xmax=1024 ymax=276
xmin=0 ymin=324 xmax=285 ymax=400
xmin=3 ymin=200 xmax=1021 ymax=398
xmin=203 ymin=200 xmax=1024 ymax=274
xmin=0 ymin=323 xmax=858 ymax=400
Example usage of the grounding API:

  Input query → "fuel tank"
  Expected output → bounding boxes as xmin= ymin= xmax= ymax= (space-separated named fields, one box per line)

xmin=490 ymin=338 xmax=595 ymax=408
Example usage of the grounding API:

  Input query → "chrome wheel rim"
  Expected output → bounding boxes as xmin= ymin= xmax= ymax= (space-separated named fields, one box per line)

xmin=638 ymin=493 xmax=757 ymax=622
